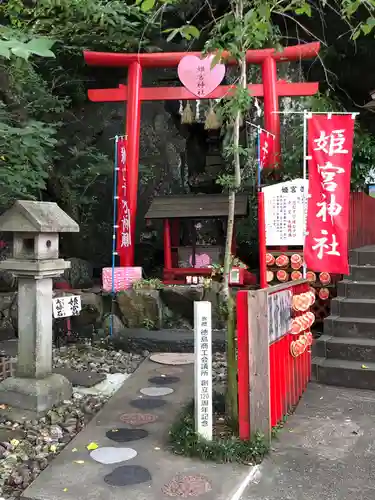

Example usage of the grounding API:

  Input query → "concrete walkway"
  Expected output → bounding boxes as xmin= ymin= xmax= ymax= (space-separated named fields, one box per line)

xmin=243 ymin=383 xmax=375 ymax=500
xmin=22 ymin=357 xmax=250 ymax=500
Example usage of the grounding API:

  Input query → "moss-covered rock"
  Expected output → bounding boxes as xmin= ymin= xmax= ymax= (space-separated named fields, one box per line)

xmin=117 ymin=289 xmax=163 ymax=329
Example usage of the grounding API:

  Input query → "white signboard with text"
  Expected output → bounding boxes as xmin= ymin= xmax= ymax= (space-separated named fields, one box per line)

xmin=194 ymin=301 xmax=213 ymax=441
xmin=263 ymin=179 xmax=308 ymax=246
xmin=52 ymin=295 xmax=82 ymax=319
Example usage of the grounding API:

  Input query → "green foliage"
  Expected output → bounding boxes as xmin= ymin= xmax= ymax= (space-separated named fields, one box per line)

xmin=0 ymin=0 xmax=157 ymax=263
xmin=132 ymin=278 xmax=164 ymax=290
xmin=169 ymin=394 xmax=269 ymax=464
xmin=3 ymin=0 xmax=154 ymax=52
xmin=0 ymin=35 xmax=55 ymax=61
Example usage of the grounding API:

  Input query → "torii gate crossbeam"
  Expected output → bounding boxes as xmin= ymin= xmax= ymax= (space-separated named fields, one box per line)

xmin=84 ymin=42 xmax=320 ymax=267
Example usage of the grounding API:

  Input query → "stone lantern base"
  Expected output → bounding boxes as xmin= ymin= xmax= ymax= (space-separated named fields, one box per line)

xmin=0 ymin=373 xmax=72 ymax=422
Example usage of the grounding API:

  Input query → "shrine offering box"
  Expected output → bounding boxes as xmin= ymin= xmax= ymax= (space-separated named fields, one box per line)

xmin=177 ymin=245 xmax=224 ymax=268
xmin=102 ymin=267 xmax=142 ymax=292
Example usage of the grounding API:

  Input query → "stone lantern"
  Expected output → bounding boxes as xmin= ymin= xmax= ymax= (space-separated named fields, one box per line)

xmin=0 ymin=200 xmax=79 ymax=420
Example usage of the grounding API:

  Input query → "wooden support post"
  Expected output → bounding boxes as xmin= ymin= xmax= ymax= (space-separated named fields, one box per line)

xmin=247 ymin=289 xmax=271 ymax=444
xmin=164 ymin=219 xmax=172 ymax=270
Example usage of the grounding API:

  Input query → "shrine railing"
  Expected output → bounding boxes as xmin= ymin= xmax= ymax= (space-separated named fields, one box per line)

xmin=237 ymin=281 xmax=312 ymax=442
xmin=349 ymin=192 xmax=375 ymax=250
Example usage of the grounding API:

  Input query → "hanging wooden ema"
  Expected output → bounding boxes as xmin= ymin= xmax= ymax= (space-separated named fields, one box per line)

xmin=177 ymin=55 xmax=225 ymax=127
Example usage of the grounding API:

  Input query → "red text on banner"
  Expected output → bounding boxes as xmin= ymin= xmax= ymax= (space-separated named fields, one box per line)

xmin=116 ymin=138 xmax=132 ymax=262
xmin=304 ymin=114 xmax=355 ymax=274
xmin=259 ymin=130 xmax=275 ymax=169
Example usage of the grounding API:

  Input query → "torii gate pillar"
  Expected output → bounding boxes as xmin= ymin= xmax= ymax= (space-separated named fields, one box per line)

xmin=84 ymin=43 xmax=320 ymax=266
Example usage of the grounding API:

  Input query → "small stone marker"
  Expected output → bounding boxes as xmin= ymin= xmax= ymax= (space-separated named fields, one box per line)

xmin=52 ymin=295 xmax=81 ymax=319
xmin=194 ymin=301 xmax=213 ymax=441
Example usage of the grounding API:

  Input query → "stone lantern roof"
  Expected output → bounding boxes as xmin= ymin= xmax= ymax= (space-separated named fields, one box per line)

xmin=0 ymin=200 xmax=79 ymax=233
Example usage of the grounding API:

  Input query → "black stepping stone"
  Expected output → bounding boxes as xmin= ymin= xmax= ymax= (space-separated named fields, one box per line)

xmin=106 ymin=428 xmax=148 ymax=442
xmin=104 ymin=465 xmax=152 ymax=486
xmin=148 ymin=376 xmax=180 ymax=385
xmin=130 ymin=398 xmax=166 ymax=410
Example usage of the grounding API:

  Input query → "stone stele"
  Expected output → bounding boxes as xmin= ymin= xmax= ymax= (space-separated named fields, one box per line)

xmin=0 ymin=200 xmax=79 ymax=421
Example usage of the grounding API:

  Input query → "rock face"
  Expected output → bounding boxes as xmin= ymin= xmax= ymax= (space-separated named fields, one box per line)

xmin=0 ymin=284 xmax=227 ymax=346
xmin=0 ymin=291 xmax=17 ymax=334
xmin=117 ymin=290 xmax=163 ymax=330
xmin=160 ymin=286 xmax=204 ymax=326
xmin=63 ymin=258 xmax=93 ymax=289
xmin=102 ymin=313 xmax=126 ymax=337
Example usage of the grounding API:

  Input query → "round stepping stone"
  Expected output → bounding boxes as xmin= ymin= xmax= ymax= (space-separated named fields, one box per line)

xmin=140 ymin=387 xmax=174 ymax=397
xmin=90 ymin=447 xmax=137 ymax=464
xmin=155 ymin=366 xmax=184 ymax=375
xmin=120 ymin=413 xmax=158 ymax=426
xmin=162 ymin=474 xmax=212 ymax=497
xmin=104 ymin=465 xmax=152 ymax=486
xmin=148 ymin=376 xmax=180 ymax=385
xmin=106 ymin=428 xmax=148 ymax=442
xmin=150 ymin=353 xmax=194 ymax=366
xmin=130 ymin=398 xmax=166 ymax=410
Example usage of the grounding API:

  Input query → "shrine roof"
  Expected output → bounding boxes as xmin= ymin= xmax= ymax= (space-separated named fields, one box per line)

xmin=0 ymin=200 xmax=79 ymax=233
xmin=145 ymin=194 xmax=248 ymax=219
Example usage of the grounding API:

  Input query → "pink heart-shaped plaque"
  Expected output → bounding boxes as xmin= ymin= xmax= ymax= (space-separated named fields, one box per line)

xmin=177 ymin=55 xmax=225 ymax=98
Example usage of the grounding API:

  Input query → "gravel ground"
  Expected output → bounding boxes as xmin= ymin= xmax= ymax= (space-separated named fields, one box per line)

xmin=52 ymin=344 xmax=145 ymax=374
xmin=0 ymin=345 xmax=227 ymax=499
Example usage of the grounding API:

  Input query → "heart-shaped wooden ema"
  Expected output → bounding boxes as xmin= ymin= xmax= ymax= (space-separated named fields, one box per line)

xmin=177 ymin=55 xmax=226 ymax=98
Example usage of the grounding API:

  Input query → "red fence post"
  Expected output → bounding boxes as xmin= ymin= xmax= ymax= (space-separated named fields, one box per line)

xmin=237 ymin=291 xmax=250 ymax=440
xmin=258 ymin=191 xmax=267 ymax=289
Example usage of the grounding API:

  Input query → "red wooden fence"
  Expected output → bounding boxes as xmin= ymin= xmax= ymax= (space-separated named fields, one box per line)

xmin=237 ymin=281 xmax=311 ymax=441
xmin=349 ymin=192 xmax=375 ymax=250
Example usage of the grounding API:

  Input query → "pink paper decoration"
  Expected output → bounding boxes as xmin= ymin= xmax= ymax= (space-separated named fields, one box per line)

xmin=102 ymin=267 xmax=142 ymax=292
xmin=189 ymin=253 xmax=211 ymax=268
xmin=177 ymin=55 xmax=225 ymax=98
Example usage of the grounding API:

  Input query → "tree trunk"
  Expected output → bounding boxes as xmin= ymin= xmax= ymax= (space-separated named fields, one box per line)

xmin=223 ymin=0 xmax=247 ymax=425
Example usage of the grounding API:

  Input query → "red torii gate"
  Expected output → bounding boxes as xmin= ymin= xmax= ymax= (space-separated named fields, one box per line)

xmin=83 ymin=42 xmax=320 ymax=267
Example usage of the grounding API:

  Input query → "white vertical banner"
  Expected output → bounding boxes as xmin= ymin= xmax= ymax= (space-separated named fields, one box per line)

xmin=194 ymin=301 xmax=213 ymax=441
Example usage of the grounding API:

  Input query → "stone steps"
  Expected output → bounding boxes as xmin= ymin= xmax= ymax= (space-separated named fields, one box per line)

xmin=315 ymin=335 xmax=375 ymax=362
xmin=337 ymin=280 xmax=375 ymax=299
xmin=313 ymin=357 xmax=375 ymax=390
xmin=349 ymin=265 xmax=375 ymax=281
xmin=331 ymin=297 xmax=375 ymax=319
xmin=313 ymin=245 xmax=375 ymax=390
xmin=350 ymin=246 xmax=375 ymax=266
xmin=325 ymin=316 xmax=375 ymax=339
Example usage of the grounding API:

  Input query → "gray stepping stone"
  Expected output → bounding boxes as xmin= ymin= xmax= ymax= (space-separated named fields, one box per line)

xmin=106 ymin=428 xmax=148 ymax=442
xmin=148 ymin=376 xmax=180 ymax=385
xmin=130 ymin=398 xmax=166 ymax=410
xmin=90 ymin=447 xmax=137 ymax=464
xmin=53 ymin=368 xmax=106 ymax=387
xmin=150 ymin=353 xmax=194 ymax=365
xmin=140 ymin=387 xmax=174 ymax=397
xmin=155 ymin=366 xmax=184 ymax=375
xmin=104 ymin=465 xmax=152 ymax=486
